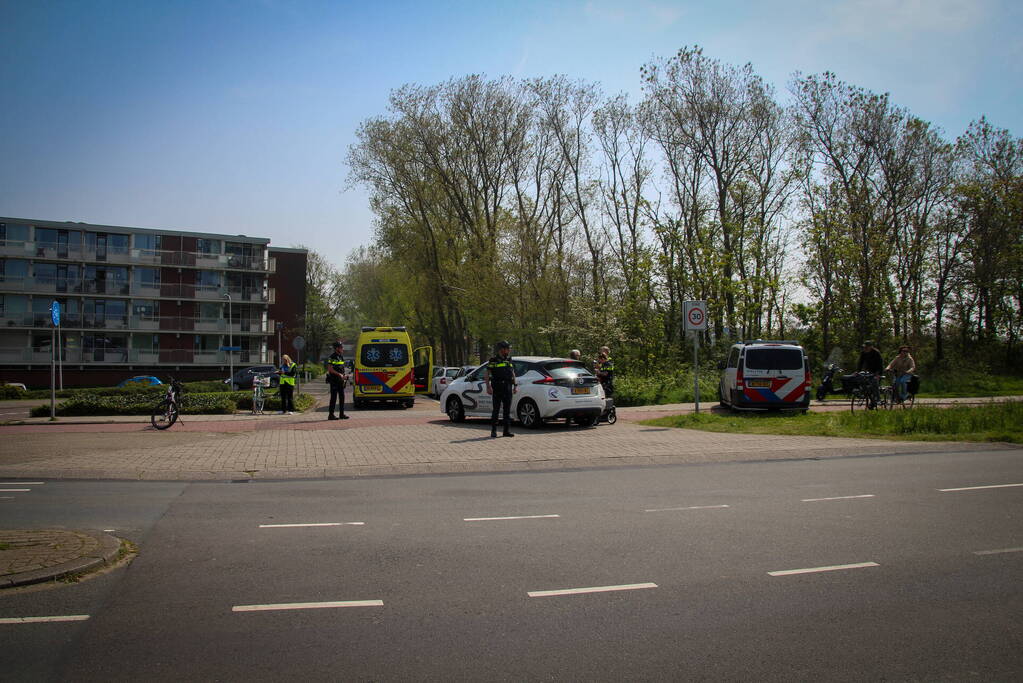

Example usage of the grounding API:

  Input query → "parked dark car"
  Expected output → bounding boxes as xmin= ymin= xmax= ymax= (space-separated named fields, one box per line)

xmin=225 ymin=365 xmax=280 ymax=390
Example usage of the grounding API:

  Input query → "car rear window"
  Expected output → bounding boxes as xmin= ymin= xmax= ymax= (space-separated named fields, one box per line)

xmin=360 ymin=343 xmax=408 ymax=368
xmin=445 ymin=368 xmax=460 ymax=378
xmin=542 ymin=361 xmax=595 ymax=380
xmin=743 ymin=348 xmax=804 ymax=370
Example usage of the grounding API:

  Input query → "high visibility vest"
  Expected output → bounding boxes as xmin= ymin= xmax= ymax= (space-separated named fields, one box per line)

xmin=280 ymin=362 xmax=297 ymax=386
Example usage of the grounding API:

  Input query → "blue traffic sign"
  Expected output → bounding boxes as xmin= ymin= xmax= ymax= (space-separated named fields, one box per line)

xmin=220 ymin=346 xmax=242 ymax=352
xmin=50 ymin=301 xmax=61 ymax=327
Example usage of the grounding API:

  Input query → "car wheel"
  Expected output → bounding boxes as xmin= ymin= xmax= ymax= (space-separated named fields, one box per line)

xmin=446 ymin=396 xmax=465 ymax=422
xmin=517 ymin=399 xmax=542 ymax=429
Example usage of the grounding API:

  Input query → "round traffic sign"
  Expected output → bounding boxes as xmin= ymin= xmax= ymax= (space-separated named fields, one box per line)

xmin=687 ymin=306 xmax=705 ymax=327
xmin=292 ymin=335 xmax=306 ymax=351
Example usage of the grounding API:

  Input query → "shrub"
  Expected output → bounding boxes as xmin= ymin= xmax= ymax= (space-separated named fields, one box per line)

xmin=32 ymin=392 xmax=237 ymax=417
xmin=0 ymin=385 xmax=27 ymax=400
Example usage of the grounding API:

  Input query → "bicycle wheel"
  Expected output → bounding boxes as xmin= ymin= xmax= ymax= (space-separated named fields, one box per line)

xmin=151 ymin=400 xmax=177 ymax=429
xmin=253 ymin=387 xmax=264 ymax=414
xmin=850 ymin=391 xmax=867 ymax=412
xmin=879 ymin=387 xmax=893 ymax=410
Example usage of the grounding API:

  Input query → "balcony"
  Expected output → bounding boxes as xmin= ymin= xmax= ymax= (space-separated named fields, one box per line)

xmin=8 ymin=240 xmax=271 ymax=271
xmin=0 ymin=346 xmax=268 ymax=365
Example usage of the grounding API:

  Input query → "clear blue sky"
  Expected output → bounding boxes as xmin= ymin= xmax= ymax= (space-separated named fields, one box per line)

xmin=2 ymin=0 xmax=1020 ymax=269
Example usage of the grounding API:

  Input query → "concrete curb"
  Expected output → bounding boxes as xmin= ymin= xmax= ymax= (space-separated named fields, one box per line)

xmin=0 ymin=530 xmax=124 ymax=589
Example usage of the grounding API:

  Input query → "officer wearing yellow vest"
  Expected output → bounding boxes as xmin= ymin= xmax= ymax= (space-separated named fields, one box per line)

xmin=485 ymin=340 xmax=516 ymax=438
xmin=325 ymin=341 xmax=350 ymax=420
xmin=277 ymin=354 xmax=298 ymax=414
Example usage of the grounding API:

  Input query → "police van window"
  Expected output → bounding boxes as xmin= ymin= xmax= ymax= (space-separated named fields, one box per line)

xmin=361 ymin=343 xmax=408 ymax=368
xmin=744 ymin=348 xmax=803 ymax=370
xmin=727 ymin=348 xmax=740 ymax=368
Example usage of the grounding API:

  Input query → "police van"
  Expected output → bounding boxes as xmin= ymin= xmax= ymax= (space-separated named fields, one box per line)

xmin=718 ymin=340 xmax=811 ymax=412
xmin=352 ymin=326 xmax=433 ymax=409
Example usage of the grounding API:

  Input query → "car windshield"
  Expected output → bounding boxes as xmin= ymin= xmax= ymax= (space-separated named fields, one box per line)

xmin=542 ymin=361 xmax=594 ymax=379
xmin=744 ymin=348 xmax=803 ymax=370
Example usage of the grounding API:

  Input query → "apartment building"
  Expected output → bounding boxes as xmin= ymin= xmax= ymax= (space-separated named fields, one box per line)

xmin=0 ymin=217 xmax=306 ymax=388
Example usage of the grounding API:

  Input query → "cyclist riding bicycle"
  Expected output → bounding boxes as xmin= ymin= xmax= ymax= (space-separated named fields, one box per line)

xmin=885 ymin=345 xmax=916 ymax=403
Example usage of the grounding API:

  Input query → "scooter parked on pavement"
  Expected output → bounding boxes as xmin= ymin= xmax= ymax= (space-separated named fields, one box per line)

xmin=816 ymin=363 xmax=845 ymax=401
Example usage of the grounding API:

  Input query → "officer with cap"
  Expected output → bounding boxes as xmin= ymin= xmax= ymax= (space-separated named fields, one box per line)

xmin=485 ymin=340 xmax=516 ymax=438
xmin=325 ymin=341 xmax=350 ymax=420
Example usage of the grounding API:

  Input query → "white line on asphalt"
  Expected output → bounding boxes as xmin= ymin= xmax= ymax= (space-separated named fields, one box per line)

xmin=258 ymin=522 xmax=365 ymax=528
xmin=103 ymin=529 xmax=116 ymax=532
xmin=528 ymin=583 xmax=658 ymax=598
xmin=0 ymin=489 xmax=30 ymax=492
xmin=938 ymin=483 xmax=1023 ymax=492
xmin=464 ymin=514 xmax=560 ymax=522
xmin=644 ymin=504 xmax=731 ymax=512
xmin=232 ymin=600 xmax=383 ymax=612
xmin=801 ymin=494 xmax=876 ymax=502
xmin=0 ymin=482 xmax=44 ymax=485
xmin=768 ymin=562 xmax=879 ymax=577
xmin=973 ymin=547 xmax=1023 ymax=556
xmin=0 ymin=615 xmax=90 ymax=624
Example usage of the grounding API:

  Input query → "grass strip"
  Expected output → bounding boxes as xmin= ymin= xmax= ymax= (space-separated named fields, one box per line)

xmin=640 ymin=401 xmax=1023 ymax=443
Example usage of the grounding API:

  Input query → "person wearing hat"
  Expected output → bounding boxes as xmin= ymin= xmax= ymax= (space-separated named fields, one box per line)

xmin=885 ymin=345 xmax=917 ymax=403
xmin=485 ymin=340 xmax=516 ymax=438
xmin=325 ymin=340 xmax=350 ymax=420
xmin=856 ymin=340 xmax=884 ymax=377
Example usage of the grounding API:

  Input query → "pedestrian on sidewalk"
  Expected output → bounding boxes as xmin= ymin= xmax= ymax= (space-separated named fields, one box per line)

xmin=277 ymin=354 xmax=297 ymax=414
xmin=326 ymin=341 xmax=350 ymax=420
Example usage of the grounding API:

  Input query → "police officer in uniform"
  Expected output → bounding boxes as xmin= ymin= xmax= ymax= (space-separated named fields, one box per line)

xmin=326 ymin=341 xmax=350 ymax=420
xmin=485 ymin=340 xmax=516 ymax=438
xmin=596 ymin=350 xmax=615 ymax=397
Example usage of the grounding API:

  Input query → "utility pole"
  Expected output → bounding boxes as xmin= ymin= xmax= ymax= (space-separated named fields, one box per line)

xmin=224 ymin=293 xmax=233 ymax=388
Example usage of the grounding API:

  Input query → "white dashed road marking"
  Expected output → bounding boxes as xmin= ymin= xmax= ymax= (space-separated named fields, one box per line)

xmin=0 ymin=489 xmax=30 ymax=492
xmin=233 ymin=600 xmax=383 ymax=612
xmin=528 ymin=583 xmax=658 ymax=598
xmin=973 ymin=547 xmax=1023 ymax=556
xmin=464 ymin=514 xmax=560 ymax=522
xmin=644 ymin=504 xmax=730 ymax=512
xmin=768 ymin=562 xmax=880 ymax=577
xmin=801 ymin=494 xmax=875 ymax=502
xmin=258 ymin=522 xmax=365 ymax=528
xmin=0 ymin=482 xmax=45 ymax=485
xmin=938 ymin=483 xmax=1023 ymax=492
xmin=0 ymin=615 xmax=90 ymax=624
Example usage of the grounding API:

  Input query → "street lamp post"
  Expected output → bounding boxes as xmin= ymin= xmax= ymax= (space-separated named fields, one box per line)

xmin=276 ymin=321 xmax=283 ymax=364
xmin=224 ymin=293 xmax=233 ymax=388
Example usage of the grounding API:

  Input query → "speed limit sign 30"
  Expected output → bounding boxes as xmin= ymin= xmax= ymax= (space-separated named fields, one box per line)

xmin=684 ymin=301 xmax=707 ymax=331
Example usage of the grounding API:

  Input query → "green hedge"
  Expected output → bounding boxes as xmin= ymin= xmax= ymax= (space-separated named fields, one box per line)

xmin=30 ymin=390 xmax=315 ymax=417
xmin=613 ymin=368 xmax=720 ymax=407
xmin=0 ymin=385 xmax=27 ymax=400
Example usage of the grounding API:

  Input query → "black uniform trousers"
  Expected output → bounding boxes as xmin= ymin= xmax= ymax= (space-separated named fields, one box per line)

xmin=279 ymin=383 xmax=295 ymax=412
xmin=490 ymin=383 xmax=513 ymax=432
xmin=329 ymin=380 xmax=346 ymax=416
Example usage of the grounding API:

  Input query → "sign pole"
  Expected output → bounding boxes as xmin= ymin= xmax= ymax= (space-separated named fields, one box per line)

xmin=58 ymin=321 xmax=63 ymax=390
xmin=683 ymin=300 xmax=708 ymax=416
xmin=50 ymin=301 xmax=61 ymax=419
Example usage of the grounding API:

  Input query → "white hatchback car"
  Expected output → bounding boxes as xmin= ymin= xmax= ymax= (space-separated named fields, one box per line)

xmin=439 ymin=356 xmax=603 ymax=428
xmin=429 ymin=366 xmax=462 ymax=397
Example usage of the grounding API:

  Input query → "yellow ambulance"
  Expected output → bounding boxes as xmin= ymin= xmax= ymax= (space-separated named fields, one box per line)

xmin=352 ymin=326 xmax=433 ymax=409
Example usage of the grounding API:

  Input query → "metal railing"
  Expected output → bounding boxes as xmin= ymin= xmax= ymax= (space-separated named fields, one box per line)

xmin=5 ymin=240 xmax=273 ymax=271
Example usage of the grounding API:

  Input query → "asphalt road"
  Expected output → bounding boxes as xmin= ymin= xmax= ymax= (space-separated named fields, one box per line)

xmin=1 ymin=449 xmax=1021 ymax=681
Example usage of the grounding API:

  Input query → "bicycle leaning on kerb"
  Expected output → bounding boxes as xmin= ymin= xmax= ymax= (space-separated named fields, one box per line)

xmin=151 ymin=378 xmax=184 ymax=430
xmin=251 ymin=373 xmax=272 ymax=415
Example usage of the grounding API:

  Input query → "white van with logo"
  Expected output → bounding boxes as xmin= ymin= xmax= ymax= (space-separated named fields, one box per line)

xmin=718 ymin=340 xmax=811 ymax=412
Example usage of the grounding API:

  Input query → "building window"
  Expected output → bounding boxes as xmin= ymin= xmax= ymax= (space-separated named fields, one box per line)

xmin=197 ymin=238 xmax=221 ymax=256
xmin=134 ymin=267 xmax=160 ymax=287
xmin=194 ymin=334 xmax=222 ymax=352
xmin=131 ymin=334 xmax=159 ymax=351
xmin=132 ymin=300 xmax=158 ymax=320
xmin=196 ymin=270 xmax=221 ymax=288
xmin=1 ymin=223 xmax=31 ymax=244
xmin=135 ymin=234 xmax=162 ymax=252
xmin=0 ymin=259 xmax=29 ymax=282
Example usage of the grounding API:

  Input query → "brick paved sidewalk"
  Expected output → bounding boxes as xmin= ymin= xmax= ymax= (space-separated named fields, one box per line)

xmin=0 ymin=529 xmax=122 ymax=588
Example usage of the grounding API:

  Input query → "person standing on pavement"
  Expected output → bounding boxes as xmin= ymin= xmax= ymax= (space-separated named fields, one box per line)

xmin=277 ymin=354 xmax=297 ymax=414
xmin=568 ymin=349 xmax=581 ymax=361
xmin=485 ymin=340 xmax=516 ymax=438
xmin=595 ymin=350 xmax=615 ymax=397
xmin=326 ymin=341 xmax=350 ymax=420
